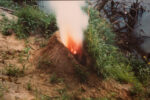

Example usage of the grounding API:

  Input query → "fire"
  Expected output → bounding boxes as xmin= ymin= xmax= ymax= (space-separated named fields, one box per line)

xmin=66 ymin=34 xmax=82 ymax=55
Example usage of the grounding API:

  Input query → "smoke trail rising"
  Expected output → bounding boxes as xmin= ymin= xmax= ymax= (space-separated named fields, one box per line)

xmin=41 ymin=1 xmax=89 ymax=54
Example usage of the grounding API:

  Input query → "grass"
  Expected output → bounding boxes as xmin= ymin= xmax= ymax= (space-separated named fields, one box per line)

xmin=82 ymin=98 xmax=110 ymax=100
xmin=85 ymin=8 xmax=135 ymax=82
xmin=27 ymin=82 xmax=32 ymax=91
xmin=74 ymin=64 xmax=89 ymax=83
xmin=38 ymin=59 xmax=52 ymax=69
xmin=0 ymin=84 xmax=4 ymax=100
xmin=0 ymin=5 xmax=57 ymax=39
xmin=14 ymin=5 xmax=57 ymax=39
xmin=85 ymin=8 xmax=147 ymax=95
xmin=0 ymin=0 xmax=20 ymax=10
xmin=5 ymin=64 xmax=25 ymax=77
xmin=84 ymin=7 xmax=150 ymax=98
xmin=49 ymin=73 xmax=64 ymax=84
xmin=0 ymin=16 xmax=15 ymax=36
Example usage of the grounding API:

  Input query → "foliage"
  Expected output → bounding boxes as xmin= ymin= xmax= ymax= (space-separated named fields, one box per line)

xmin=0 ymin=16 xmax=15 ymax=36
xmin=85 ymin=8 xmax=136 ymax=83
xmin=5 ymin=64 xmax=25 ymax=77
xmin=74 ymin=64 xmax=89 ymax=83
xmin=129 ymin=57 xmax=150 ymax=85
xmin=14 ymin=6 xmax=57 ymax=38
xmin=0 ymin=83 xmax=5 ymax=100
xmin=0 ymin=5 xmax=57 ymax=39
xmin=0 ymin=0 xmax=19 ymax=10
xmin=49 ymin=73 xmax=64 ymax=84
xmin=38 ymin=59 xmax=52 ymax=69
xmin=85 ymin=8 xmax=150 ymax=96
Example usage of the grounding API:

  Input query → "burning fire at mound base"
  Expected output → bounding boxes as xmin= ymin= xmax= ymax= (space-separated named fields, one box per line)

xmin=36 ymin=32 xmax=91 ymax=77
xmin=45 ymin=1 xmax=89 ymax=55
xmin=66 ymin=33 xmax=82 ymax=55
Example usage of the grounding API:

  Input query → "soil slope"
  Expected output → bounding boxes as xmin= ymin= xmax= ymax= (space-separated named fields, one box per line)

xmin=0 ymin=9 xmax=133 ymax=100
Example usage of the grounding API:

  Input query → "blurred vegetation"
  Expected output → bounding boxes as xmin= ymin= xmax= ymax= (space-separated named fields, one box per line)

xmin=0 ymin=5 xmax=57 ymax=39
xmin=0 ymin=0 xmax=20 ymax=10
xmin=15 ymin=6 xmax=57 ymax=38
xmin=5 ymin=64 xmax=25 ymax=77
xmin=85 ymin=8 xmax=150 ymax=96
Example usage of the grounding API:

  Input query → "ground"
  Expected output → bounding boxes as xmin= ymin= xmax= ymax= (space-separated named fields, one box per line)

xmin=0 ymin=9 xmax=135 ymax=100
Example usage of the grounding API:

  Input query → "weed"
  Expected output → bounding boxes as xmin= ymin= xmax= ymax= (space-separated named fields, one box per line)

xmin=74 ymin=64 xmax=88 ymax=83
xmin=24 ymin=47 xmax=30 ymax=54
xmin=14 ymin=5 xmax=57 ymax=38
xmin=40 ymin=95 xmax=51 ymax=100
xmin=82 ymin=97 xmax=110 ymax=100
xmin=0 ymin=17 xmax=15 ymax=36
xmin=49 ymin=73 xmax=57 ymax=84
xmin=0 ymin=0 xmax=20 ymax=10
xmin=85 ymin=8 xmax=142 ymax=86
xmin=34 ymin=88 xmax=52 ymax=100
xmin=57 ymin=88 xmax=66 ymax=95
xmin=38 ymin=59 xmax=52 ymax=69
xmin=61 ymin=93 xmax=72 ymax=100
xmin=5 ymin=64 xmax=25 ymax=77
xmin=50 ymin=73 xmax=64 ymax=84
xmin=0 ymin=5 xmax=57 ymax=39
xmin=27 ymin=82 xmax=32 ymax=91
xmin=129 ymin=57 xmax=150 ymax=85
xmin=0 ymin=85 xmax=4 ymax=100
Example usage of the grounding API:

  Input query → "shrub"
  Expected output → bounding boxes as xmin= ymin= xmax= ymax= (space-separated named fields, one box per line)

xmin=74 ymin=64 xmax=89 ymax=83
xmin=14 ymin=6 xmax=57 ymax=38
xmin=85 ymin=8 xmax=141 ymax=85
xmin=5 ymin=64 xmax=25 ymax=77
xmin=0 ymin=5 xmax=57 ymax=39
xmin=0 ymin=17 xmax=15 ymax=36
xmin=129 ymin=57 xmax=150 ymax=85
xmin=0 ymin=0 xmax=19 ymax=10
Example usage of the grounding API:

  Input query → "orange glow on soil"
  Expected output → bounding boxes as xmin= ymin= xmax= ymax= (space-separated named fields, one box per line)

xmin=66 ymin=34 xmax=82 ymax=55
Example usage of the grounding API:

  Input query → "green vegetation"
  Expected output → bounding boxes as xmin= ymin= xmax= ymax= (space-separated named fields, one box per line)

xmin=82 ymin=98 xmax=110 ymax=100
xmin=85 ymin=8 xmax=150 ymax=95
xmin=0 ymin=0 xmax=19 ymax=10
xmin=49 ymin=73 xmax=64 ymax=84
xmin=86 ymin=8 xmax=134 ymax=82
xmin=74 ymin=64 xmax=89 ymax=83
xmin=14 ymin=6 xmax=57 ymax=38
xmin=0 ymin=16 xmax=15 ymax=36
xmin=27 ymin=82 xmax=32 ymax=91
xmin=0 ymin=83 xmax=5 ymax=100
xmin=0 ymin=5 xmax=57 ymax=39
xmin=38 ymin=59 xmax=52 ymax=69
xmin=5 ymin=64 xmax=25 ymax=77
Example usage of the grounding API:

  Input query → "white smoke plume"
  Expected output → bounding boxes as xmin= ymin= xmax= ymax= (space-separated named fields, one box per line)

xmin=40 ymin=1 xmax=89 ymax=52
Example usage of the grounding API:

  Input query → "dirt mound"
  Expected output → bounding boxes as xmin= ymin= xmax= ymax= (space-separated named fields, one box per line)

xmin=35 ymin=32 xmax=87 ymax=79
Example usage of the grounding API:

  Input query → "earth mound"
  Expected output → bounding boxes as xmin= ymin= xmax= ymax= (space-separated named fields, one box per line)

xmin=35 ymin=31 xmax=89 ymax=82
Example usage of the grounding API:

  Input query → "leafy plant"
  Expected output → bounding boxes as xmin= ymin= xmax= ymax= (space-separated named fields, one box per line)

xmin=5 ymin=64 xmax=25 ymax=77
xmin=0 ymin=5 xmax=57 ymax=39
xmin=38 ymin=59 xmax=52 ymax=69
xmin=74 ymin=64 xmax=89 ymax=83
xmin=0 ymin=0 xmax=20 ymax=10
xmin=14 ymin=6 xmax=57 ymax=38
xmin=84 ymin=9 xmax=147 ymax=96
xmin=27 ymin=82 xmax=32 ymax=91
xmin=0 ymin=16 xmax=15 ymax=36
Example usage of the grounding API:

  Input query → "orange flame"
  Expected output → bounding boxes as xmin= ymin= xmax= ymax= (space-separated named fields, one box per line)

xmin=66 ymin=34 xmax=82 ymax=55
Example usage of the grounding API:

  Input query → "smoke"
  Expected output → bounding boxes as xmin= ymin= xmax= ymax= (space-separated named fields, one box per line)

xmin=41 ymin=1 xmax=89 ymax=51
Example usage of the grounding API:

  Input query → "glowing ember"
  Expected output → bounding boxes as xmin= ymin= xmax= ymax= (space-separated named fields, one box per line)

xmin=66 ymin=34 xmax=82 ymax=55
